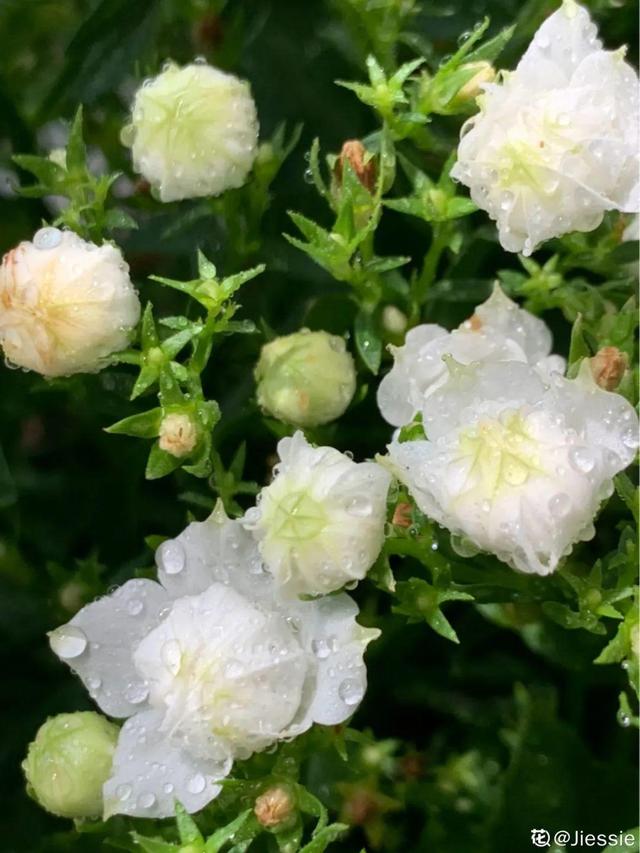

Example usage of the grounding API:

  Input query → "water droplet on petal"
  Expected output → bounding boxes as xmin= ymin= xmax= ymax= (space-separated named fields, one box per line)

xmin=49 ymin=625 xmax=87 ymax=659
xmin=125 ymin=682 xmax=149 ymax=705
xmin=157 ymin=540 xmax=186 ymax=575
xmin=138 ymin=792 xmax=156 ymax=809
xmin=116 ymin=783 xmax=132 ymax=801
xmin=33 ymin=227 xmax=62 ymax=250
xmin=187 ymin=773 xmax=206 ymax=794
xmin=127 ymin=598 xmax=144 ymax=616
xmin=569 ymin=447 xmax=595 ymax=474
xmin=338 ymin=678 xmax=364 ymax=707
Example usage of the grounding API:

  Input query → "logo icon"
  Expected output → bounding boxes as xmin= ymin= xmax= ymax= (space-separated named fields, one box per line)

xmin=531 ymin=829 xmax=551 ymax=848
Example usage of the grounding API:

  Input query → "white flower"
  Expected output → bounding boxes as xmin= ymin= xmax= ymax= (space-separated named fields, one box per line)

xmin=49 ymin=507 xmax=378 ymax=818
xmin=0 ymin=227 xmax=140 ymax=377
xmin=123 ymin=61 xmax=259 ymax=202
xmin=255 ymin=329 xmax=357 ymax=427
xmin=242 ymin=432 xmax=391 ymax=597
xmin=450 ymin=0 xmax=639 ymax=255
xmin=377 ymin=284 xmax=564 ymax=427
xmin=386 ymin=359 xmax=638 ymax=576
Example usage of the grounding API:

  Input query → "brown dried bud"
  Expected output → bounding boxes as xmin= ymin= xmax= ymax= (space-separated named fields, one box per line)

xmin=589 ymin=346 xmax=629 ymax=391
xmin=254 ymin=786 xmax=294 ymax=829
xmin=392 ymin=502 xmax=413 ymax=528
xmin=192 ymin=13 xmax=224 ymax=51
xmin=335 ymin=141 xmax=376 ymax=193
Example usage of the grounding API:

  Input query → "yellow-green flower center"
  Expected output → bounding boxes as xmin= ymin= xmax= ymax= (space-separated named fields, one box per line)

xmin=457 ymin=412 xmax=544 ymax=497
xmin=268 ymin=489 xmax=327 ymax=542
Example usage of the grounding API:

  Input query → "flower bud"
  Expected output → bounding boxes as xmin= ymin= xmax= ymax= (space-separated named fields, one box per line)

xmin=589 ymin=346 xmax=629 ymax=391
xmin=0 ymin=228 xmax=140 ymax=377
xmin=452 ymin=61 xmax=496 ymax=105
xmin=255 ymin=329 xmax=356 ymax=427
xmin=123 ymin=61 xmax=259 ymax=202
xmin=158 ymin=412 xmax=198 ymax=457
xmin=254 ymin=785 xmax=295 ymax=829
xmin=382 ymin=305 xmax=408 ymax=336
xmin=334 ymin=140 xmax=376 ymax=193
xmin=22 ymin=712 xmax=119 ymax=818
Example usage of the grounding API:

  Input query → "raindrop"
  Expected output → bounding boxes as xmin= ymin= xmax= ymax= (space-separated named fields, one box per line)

xmin=157 ymin=540 xmax=186 ymax=575
xmin=569 ymin=447 xmax=595 ymax=474
xmin=116 ymin=784 xmax=132 ymax=801
xmin=311 ymin=638 xmax=333 ymax=659
xmin=125 ymin=682 xmax=149 ymax=705
xmin=49 ymin=625 xmax=87 ymax=659
xmin=33 ymin=227 xmax=62 ymax=250
xmin=127 ymin=598 xmax=144 ymax=616
xmin=548 ymin=493 xmax=571 ymax=517
xmin=187 ymin=773 xmax=206 ymax=794
xmin=338 ymin=678 xmax=364 ymax=707
xmin=138 ymin=792 xmax=156 ymax=809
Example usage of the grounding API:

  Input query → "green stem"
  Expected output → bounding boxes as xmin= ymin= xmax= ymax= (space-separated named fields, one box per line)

xmin=411 ymin=224 xmax=448 ymax=317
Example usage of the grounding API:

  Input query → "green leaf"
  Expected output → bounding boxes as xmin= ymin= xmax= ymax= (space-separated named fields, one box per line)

xmin=12 ymin=154 xmax=66 ymax=187
xmin=393 ymin=578 xmax=473 ymax=643
xmin=105 ymin=408 xmax=163 ymax=438
xmin=129 ymin=834 xmax=176 ymax=853
xmin=299 ymin=823 xmax=349 ymax=852
xmin=104 ymin=207 xmax=138 ymax=231
xmin=354 ymin=309 xmax=382 ymax=374
xmin=175 ymin=801 xmax=204 ymax=845
xmin=66 ymin=106 xmax=87 ymax=174
xmin=205 ymin=809 xmax=256 ymax=853
xmin=466 ymin=24 xmax=515 ymax=64
xmin=42 ymin=0 xmax=161 ymax=118
xmin=615 ymin=473 xmax=639 ymax=523
xmin=568 ymin=314 xmax=591 ymax=367
xmin=145 ymin=443 xmax=183 ymax=480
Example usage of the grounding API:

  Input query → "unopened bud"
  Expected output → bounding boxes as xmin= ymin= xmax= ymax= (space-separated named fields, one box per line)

xmin=589 ymin=346 xmax=629 ymax=391
xmin=256 ymin=329 xmax=356 ymax=427
xmin=392 ymin=502 xmax=413 ymax=528
xmin=382 ymin=305 xmax=408 ymax=336
xmin=254 ymin=785 xmax=295 ymax=829
xmin=334 ymin=140 xmax=376 ymax=193
xmin=158 ymin=413 xmax=198 ymax=457
xmin=453 ymin=61 xmax=496 ymax=104
xmin=22 ymin=712 xmax=118 ymax=818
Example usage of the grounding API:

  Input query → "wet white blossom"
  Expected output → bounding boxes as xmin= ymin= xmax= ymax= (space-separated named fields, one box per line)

xmin=377 ymin=284 xmax=564 ymax=427
xmin=386 ymin=359 xmax=639 ymax=576
xmin=123 ymin=61 xmax=259 ymax=202
xmin=49 ymin=506 xmax=378 ymax=818
xmin=242 ymin=432 xmax=391 ymax=597
xmin=0 ymin=228 xmax=140 ymax=377
xmin=451 ymin=0 xmax=639 ymax=255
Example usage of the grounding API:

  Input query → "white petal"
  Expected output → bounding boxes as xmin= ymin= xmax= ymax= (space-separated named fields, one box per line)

xmin=293 ymin=594 xmax=379 ymax=727
xmin=156 ymin=508 xmax=270 ymax=602
xmin=376 ymin=325 xmax=448 ymax=426
xmin=49 ymin=579 xmax=170 ymax=718
xmin=515 ymin=0 xmax=601 ymax=89
xmin=421 ymin=360 xmax=546 ymax=440
xmin=103 ymin=710 xmax=228 ymax=818
xmin=473 ymin=284 xmax=552 ymax=362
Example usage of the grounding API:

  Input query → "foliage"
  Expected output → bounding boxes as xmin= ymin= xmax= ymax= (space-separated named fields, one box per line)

xmin=0 ymin=0 xmax=638 ymax=851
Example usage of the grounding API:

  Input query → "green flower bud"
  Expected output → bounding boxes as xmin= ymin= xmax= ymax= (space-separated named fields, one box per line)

xmin=255 ymin=329 xmax=356 ymax=427
xmin=22 ymin=712 xmax=118 ymax=818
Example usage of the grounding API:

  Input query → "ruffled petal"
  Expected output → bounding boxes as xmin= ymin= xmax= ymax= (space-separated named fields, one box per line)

xmin=102 ymin=710 xmax=228 ymax=818
xmin=156 ymin=506 xmax=270 ymax=602
xmin=48 ymin=579 xmax=170 ymax=718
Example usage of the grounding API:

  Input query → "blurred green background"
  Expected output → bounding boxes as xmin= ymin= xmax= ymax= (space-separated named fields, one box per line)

xmin=0 ymin=1 xmax=638 ymax=850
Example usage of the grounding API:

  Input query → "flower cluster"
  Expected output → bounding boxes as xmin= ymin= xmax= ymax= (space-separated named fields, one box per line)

xmin=381 ymin=290 xmax=638 ymax=575
xmin=49 ymin=503 xmax=382 ymax=818
xmin=451 ymin=0 xmax=639 ymax=255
